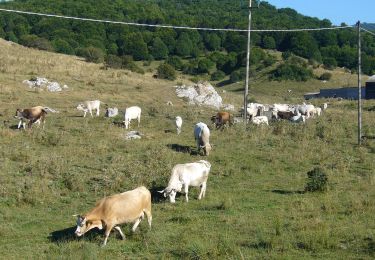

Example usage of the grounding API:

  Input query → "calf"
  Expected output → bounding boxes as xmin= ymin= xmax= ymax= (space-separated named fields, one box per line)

xmin=158 ymin=160 xmax=211 ymax=203
xmin=124 ymin=106 xmax=141 ymax=129
xmin=252 ymin=116 xmax=269 ymax=125
xmin=77 ymin=100 xmax=101 ymax=117
xmin=194 ymin=122 xmax=211 ymax=156
xmin=15 ymin=106 xmax=58 ymax=129
xmin=74 ymin=186 xmax=152 ymax=246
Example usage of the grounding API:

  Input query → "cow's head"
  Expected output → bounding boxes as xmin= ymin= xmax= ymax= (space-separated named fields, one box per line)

xmin=14 ymin=109 xmax=23 ymax=119
xmin=202 ymin=143 xmax=212 ymax=156
xmin=158 ymin=188 xmax=178 ymax=203
xmin=76 ymin=104 xmax=86 ymax=111
xmin=74 ymin=215 xmax=103 ymax=237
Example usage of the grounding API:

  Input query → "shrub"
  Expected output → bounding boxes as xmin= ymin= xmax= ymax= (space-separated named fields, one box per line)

xmin=105 ymin=55 xmax=122 ymax=69
xmin=269 ymin=64 xmax=313 ymax=81
xmin=197 ymin=58 xmax=215 ymax=73
xmin=79 ymin=46 xmax=105 ymax=63
xmin=121 ymin=55 xmax=144 ymax=74
xmin=166 ymin=56 xmax=184 ymax=70
xmin=210 ymin=70 xmax=226 ymax=81
xmin=305 ymin=167 xmax=328 ymax=192
xmin=323 ymin=57 xmax=337 ymax=70
xmin=319 ymin=72 xmax=332 ymax=81
xmin=19 ymin=35 xmax=53 ymax=51
xmin=157 ymin=63 xmax=176 ymax=80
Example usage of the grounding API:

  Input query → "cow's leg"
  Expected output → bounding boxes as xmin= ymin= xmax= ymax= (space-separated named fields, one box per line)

xmin=144 ymin=209 xmax=152 ymax=229
xmin=89 ymin=109 xmax=93 ymax=117
xmin=22 ymin=121 xmax=26 ymax=129
xmin=83 ymin=111 xmax=87 ymax=117
xmin=184 ymin=185 xmax=189 ymax=202
xmin=102 ymin=224 xmax=114 ymax=246
xmin=114 ymin=226 xmax=125 ymax=240
xmin=131 ymin=217 xmax=142 ymax=232
xmin=198 ymin=182 xmax=206 ymax=200
xmin=17 ymin=119 xmax=22 ymax=129
xmin=137 ymin=116 xmax=140 ymax=127
xmin=96 ymin=108 xmax=100 ymax=116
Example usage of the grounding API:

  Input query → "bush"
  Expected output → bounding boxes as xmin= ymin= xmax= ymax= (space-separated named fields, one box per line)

xmin=305 ymin=168 xmax=328 ymax=192
xmin=229 ymin=68 xmax=246 ymax=83
xmin=19 ymin=34 xmax=53 ymax=51
xmin=121 ymin=56 xmax=144 ymax=74
xmin=166 ymin=56 xmax=184 ymax=70
xmin=269 ymin=64 xmax=313 ymax=81
xmin=210 ymin=70 xmax=226 ymax=81
xmin=79 ymin=46 xmax=105 ymax=63
xmin=323 ymin=57 xmax=337 ymax=70
xmin=105 ymin=55 xmax=122 ymax=69
xmin=157 ymin=63 xmax=176 ymax=80
xmin=319 ymin=72 xmax=332 ymax=81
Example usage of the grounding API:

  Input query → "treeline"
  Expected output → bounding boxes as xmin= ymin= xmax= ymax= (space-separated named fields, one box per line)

xmin=1 ymin=0 xmax=375 ymax=80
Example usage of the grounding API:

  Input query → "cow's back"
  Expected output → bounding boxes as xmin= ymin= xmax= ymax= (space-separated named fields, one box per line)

xmin=99 ymin=186 xmax=151 ymax=223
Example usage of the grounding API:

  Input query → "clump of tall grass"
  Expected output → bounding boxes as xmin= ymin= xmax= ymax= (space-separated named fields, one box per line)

xmin=305 ymin=167 xmax=328 ymax=192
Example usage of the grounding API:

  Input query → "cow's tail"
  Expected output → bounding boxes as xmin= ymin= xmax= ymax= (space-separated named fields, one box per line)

xmin=43 ymin=107 xmax=59 ymax=113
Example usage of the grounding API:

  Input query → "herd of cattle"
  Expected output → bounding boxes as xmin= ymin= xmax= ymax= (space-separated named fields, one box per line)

xmin=12 ymin=99 xmax=327 ymax=246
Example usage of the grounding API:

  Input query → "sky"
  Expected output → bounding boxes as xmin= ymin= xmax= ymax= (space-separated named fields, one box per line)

xmin=266 ymin=0 xmax=375 ymax=26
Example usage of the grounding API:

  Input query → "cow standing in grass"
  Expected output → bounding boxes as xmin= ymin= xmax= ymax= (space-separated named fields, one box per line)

xmin=194 ymin=122 xmax=211 ymax=156
xmin=74 ymin=186 xmax=152 ymax=246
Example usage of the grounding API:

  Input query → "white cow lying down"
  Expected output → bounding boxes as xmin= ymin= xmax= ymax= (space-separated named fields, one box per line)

xmin=159 ymin=160 xmax=211 ymax=203
xmin=77 ymin=100 xmax=101 ymax=117
xmin=124 ymin=106 xmax=141 ymax=129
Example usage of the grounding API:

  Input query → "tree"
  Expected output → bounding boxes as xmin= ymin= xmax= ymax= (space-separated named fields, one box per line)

xmin=197 ymin=58 xmax=215 ymax=73
xmin=52 ymin=39 xmax=74 ymax=55
xmin=151 ymin=37 xmax=168 ymax=60
xmin=166 ymin=56 xmax=183 ymax=70
xmin=80 ymin=47 xmax=105 ymax=63
xmin=262 ymin=36 xmax=276 ymax=49
xmin=175 ymin=33 xmax=193 ymax=57
xmin=205 ymin=33 xmax=221 ymax=51
xmin=157 ymin=63 xmax=176 ymax=80
xmin=210 ymin=70 xmax=225 ymax=81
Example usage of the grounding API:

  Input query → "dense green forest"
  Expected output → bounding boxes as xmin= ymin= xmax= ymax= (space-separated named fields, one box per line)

xmin=1 ymin=0 xmax=375 ymax=80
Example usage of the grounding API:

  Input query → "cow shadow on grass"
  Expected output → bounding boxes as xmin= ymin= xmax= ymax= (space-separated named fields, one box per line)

xmin=48 ymin=226 xmax=103 ymax=244
xmin=166 ymin=144 xmax=198 ymax=156
xmin=271 ymin=189 xmax=305 ymax=195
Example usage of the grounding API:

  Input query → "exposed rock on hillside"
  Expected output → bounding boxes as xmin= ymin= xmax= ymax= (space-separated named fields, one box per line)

xmin=175 ymin=81 xmax=233 ymax=110
xmin=23 ymin=77 xmax=68 ymax=92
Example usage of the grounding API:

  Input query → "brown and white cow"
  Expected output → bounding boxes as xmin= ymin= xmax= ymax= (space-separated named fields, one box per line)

xmin=211 ymin=111 xmax=233 ymax=130
xmin=14 ymin=106 xmax=58 ymax=129
xmin=74 ymin=186 xmax=152 ymax=246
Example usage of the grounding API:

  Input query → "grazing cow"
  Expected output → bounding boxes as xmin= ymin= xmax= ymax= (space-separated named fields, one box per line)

xmin=175 ymin=116 xmax=182 ymax=135
xmin=314 ymin=107 xmax=322 ymax=116
xmin=251 ymin=116 xmax=269 ymax=125
xmin=297 ymin=103 xmax=315 ymax=118
xmin=124 ymin=106 xmax=141 ymax=129
xmin=74 ymin=186 xmax=152 ymax=246
xmin=211 ymin=111 xmax=232 ymax=130
xmin=194 ymin=122 xmax=211 ymax=156
xmin=276 ymin=110 xmax=295 ymax=120
xmin=77 ymin=100 xmax=101 ymax=117
xmin=246 ymin=103 xmax=264 ymax=119
xmin=15 ymin=106 xmax=58 ymax=129
xmin=158 ymin=160 xmax=211 ymax=203
xmin=105 ymin=107 xmax=118 ymax=118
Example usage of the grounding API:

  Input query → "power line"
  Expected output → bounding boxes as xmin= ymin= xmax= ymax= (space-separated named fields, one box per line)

xmin=0 ymin=8 xmax=354 ymax=33
xmin=361 ymin=27 xmax=375 ymax=37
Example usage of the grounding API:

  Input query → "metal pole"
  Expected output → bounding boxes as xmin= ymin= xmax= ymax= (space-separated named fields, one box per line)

xmin=357 ymin=21 xmax=362 ymax=145
xmin=243 ymin=0 xmax=253 ymax=124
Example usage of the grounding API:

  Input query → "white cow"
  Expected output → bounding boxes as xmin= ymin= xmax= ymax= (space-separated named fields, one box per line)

xmin=77 ymin=100 xmax=101 ymax=117
xmin=124 ymin=106 xmax=141 ymax=129
xmin=158 ymin=160 xmax=211 ymax=203
xmin=175 ymin=116 xmax=182 ymax=135
xmin=194 ymin=122 xmax=211 ymax=156
xmin=252 ymin=116 xmax=269 ymax=125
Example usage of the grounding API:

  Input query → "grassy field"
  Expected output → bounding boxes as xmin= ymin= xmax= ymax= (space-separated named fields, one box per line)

xmin=0 ymin=39 xmax=375 ymax=259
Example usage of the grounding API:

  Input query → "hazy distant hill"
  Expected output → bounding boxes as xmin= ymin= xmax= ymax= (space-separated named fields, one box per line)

xmin=363 ymin=23 xmax=375 ymax=31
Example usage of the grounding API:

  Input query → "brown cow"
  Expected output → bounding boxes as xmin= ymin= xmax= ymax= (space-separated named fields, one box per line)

xmin=74 ymin=186 xmax=152 ymax=246
xmin=14 ymin=106 xmax=58 ymax=129
xmin=211 ymin=111 xmax=233 ymax=130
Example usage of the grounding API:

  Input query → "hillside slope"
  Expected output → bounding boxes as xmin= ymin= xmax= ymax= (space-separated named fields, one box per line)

xmin=0 ymin=38 xmax=375 ymax=259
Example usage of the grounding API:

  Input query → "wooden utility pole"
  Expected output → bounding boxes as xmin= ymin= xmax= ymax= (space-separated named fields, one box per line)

xmin=243 ymin=0 xmax=255 ymax=124
xmin=357 ymin=21 xmax=362 ymax=145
